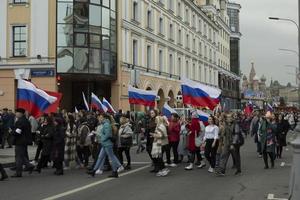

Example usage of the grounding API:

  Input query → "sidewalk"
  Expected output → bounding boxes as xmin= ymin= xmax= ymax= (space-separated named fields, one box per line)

xmin=0 ymin=145 xmax=37 ymax=167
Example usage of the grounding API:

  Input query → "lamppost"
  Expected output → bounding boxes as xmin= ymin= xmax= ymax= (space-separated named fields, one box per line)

xmin=269 ymin=16 xmax=300 ymax=108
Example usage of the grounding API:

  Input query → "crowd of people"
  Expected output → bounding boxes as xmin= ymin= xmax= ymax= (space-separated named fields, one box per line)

xmin=0 ymin=106 xmax=298 ymax=181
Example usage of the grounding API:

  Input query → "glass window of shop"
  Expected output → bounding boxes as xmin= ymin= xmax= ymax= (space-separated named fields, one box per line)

xmin=56 ymin=0 xmax=117 ymax=77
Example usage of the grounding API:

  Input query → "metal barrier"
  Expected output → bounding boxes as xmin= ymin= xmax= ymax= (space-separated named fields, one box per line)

xmin=289 ymin=122 xmax=300 ymax=200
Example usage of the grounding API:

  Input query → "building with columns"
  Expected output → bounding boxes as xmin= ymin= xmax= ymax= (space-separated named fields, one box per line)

xmin=117 ymin=0 xmax=240 ymax=111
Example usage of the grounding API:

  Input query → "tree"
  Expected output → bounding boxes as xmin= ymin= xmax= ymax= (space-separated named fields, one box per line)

xmin=287 ymin=82 xmax=292 ymax=87
xmin=279 ymin=97 xmax=286 ymax=107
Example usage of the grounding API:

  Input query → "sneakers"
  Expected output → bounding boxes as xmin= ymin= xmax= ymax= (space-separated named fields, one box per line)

xmin=95 ymin=169 xmax=103 ymax=175
xmin=156 ymin=168 xmax=170 ymax=177
xmin=185 ymin=163 xmax=193 ymax=170
xmin=197 ymin=162 xmax=206 ymax=169
xmin=165 ymin=163 xmax=170 ymax=167
xmin=208 ymin=167 xmax=214 ymax=173
xmin=169 ymin=163 xmax=177 ymax=167
xmin=117 ymin=166 xmax=125 ymax=173
xmin=30 ymin=160 xmax=37 ymax=165
xmin=216 ymin=171 xmax=225 ymax=177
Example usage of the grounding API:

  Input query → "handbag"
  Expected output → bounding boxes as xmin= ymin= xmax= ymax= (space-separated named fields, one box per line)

xmin=120 ymin=125 xmax=133 ymax=146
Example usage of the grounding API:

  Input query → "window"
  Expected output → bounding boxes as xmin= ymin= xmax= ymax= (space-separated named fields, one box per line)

xmin=192 ymin=14 xmax=195 ymax=28
xmin=146 ymin=45 xmax=152 ymax=69
xmin=159 ymin=50 xmax=163 ymax=72
xmin=133 ymin=1 xmax=139 ymax=21
xmin=199 ymin=42 xmax=202 ymax=56
xmin=204 ymin=68 xmax=207 ymax=83
xmin=204 ymin=45 xmax=207 ymax=58
xmin=209 ymin=70 xmax=212 ymax=84
xmin=169 ymin=54 xmax=173 ymax=74
xmin=186 ymin=34 xmax=189 ymax=48
xmin=177 ymin=2 xmax=181 ymax=17
xmin=147 ymin=10 xmax=152 ymax=29
xmin=199 ymin=65 xmax=202 ymax=81
xmin=13 ymin=0 xmax=27 ymax=4
xmin=133 ymin=40 xmax=138 ymax=65
xmin=198 ymin=19 xmax=202 ymax=33
xmin=192 ymin=38 xmax=196 ymax=51
xmin=185 ymin=8 xmax=189 ymax=23
xmin=159 ymin=17 xmax=164 ymax=34
xmin=209 ymin=49 xmax=212 ymax=61
xmin=192 ymin=63 xmax=196 ymax=79
xmin=178 ymin=29 xmax=182 ymax=44
xmin=186 ymin=60 xmax=189 ymax=78
xmin=204 ymin=23 xmax=207 ymax=36
xmin=178 ymin=57 xmax=181 ymax=76
xmin=12 ymin=26 xmax=27 ymax=57
xmin=169 ymin=24 xmax=173 ymax=40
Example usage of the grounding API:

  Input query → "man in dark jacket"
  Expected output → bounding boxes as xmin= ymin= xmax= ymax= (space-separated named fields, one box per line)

xmin=1 ymin=108 xmax=14 ymax=148
xmin=0 ymin=163 xmax=8 ymax=181
xmin=11 ymin=108 xmax=34 ymax=178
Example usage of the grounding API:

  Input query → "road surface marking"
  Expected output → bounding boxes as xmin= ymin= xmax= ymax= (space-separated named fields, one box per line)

xmin=42 ymin=165 xmax=151 ymax=200
xmin=267 ymin=193 xmax=288 ymax=200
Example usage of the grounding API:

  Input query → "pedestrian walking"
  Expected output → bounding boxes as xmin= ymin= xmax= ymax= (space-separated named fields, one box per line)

xmin=117 ymin=115 xmax=133 ymax=170
xmin=34 ymin=116 xmax=55 ymax=173
xmin=151 ymin=116 xmax=170 ymax=177
xmin=11 ymin=108 xmax=34 ymax=178
xmin=88 ymin=114 xmax=123 ymax=178
xmin=166 ymin=113 xmax=180 ymax=167
xmin=276 ymin=114 xmax=289 ymax=158
xmin=203 ymin=116 xmax=219 ymax=173
xmin=177 ymin=117 xmax=189 ymax=163
xmin=64 ymin=115 xmax=77 ymax=169
xmin=145 ymin=110 xmax=157 ymax=164
xmin=217 ymin=113 xmax=242 ymax=176
xmin=259 ymin=112 xmax=276 ymax=169
xmin=51 ymin=118 xmax=66 ymax=175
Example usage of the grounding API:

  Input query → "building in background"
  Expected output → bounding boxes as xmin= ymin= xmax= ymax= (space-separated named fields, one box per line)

xmin=0 ymin=0 xmax=117 ymax=111
xmin=241 ymin=62 xmax=267 ymax=108
xmin=117 ymin=0 xmax=241 ymax=111
xmin=0 ymin=0 xmax=56 ymax=110
xmin=56 ymin=0 xmax=117 ymax=110
xmin=195 ymin=0 xmax=241 ymax=110
xmin=227 ymin=1 xmax=242 ymax=108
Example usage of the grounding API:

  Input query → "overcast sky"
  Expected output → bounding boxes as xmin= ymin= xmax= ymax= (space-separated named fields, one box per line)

xmin=233 ymin=0 xmax=298 ymax=86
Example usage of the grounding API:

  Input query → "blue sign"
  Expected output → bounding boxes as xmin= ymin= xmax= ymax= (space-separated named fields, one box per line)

xmin=31 ymin=69 xmax=55 ymax=77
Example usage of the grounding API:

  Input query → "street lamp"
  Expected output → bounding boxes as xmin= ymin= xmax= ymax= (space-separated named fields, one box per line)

xmin=279 ymin=48 xmax=299 ymax=56
xmin=269 ymin=16 xmax=300 ymax=108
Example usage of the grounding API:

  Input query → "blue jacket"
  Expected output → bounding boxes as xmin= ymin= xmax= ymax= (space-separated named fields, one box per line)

xmin=100 ymin=119 xmax=113 ymax=147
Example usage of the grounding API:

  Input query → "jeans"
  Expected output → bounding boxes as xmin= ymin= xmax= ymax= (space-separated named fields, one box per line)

xmin=93 ymin=145 xmax=121 ymax=172
xmin=165 ymin=141 xmax=179 ymax=164
xmin=257 ymin=141 xmax=262 ymax=154
xmin=2 ymin=129 xmax=12 ymax=147
xmin=118 ymin=147 xmax=131 ymax=166
xmin=34 ymin=141 xmax=43 ymax=161
xmin=204 ymin=139 xmax=219 ymax=168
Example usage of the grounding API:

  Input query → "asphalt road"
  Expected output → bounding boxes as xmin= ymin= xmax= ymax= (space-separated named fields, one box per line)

xmin=0 ymin=135 xmax=293 ymax=200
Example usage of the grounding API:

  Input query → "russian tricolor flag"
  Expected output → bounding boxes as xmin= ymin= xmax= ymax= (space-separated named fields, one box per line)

xmin=17 ymin=79 xmax=57 ymax=118
xmin=162 ymin=103 xmax=177 ymax=118
xmin=91 ymin=93 xmax=108 ymax=113
xmin=128 ymin=85 xmax=156 ymax=107
xmin=196 ymin=110 xmax=210 ymax=126
xmin=181 ymin=78 xmax=221 ymax=110
xmin=103 ymin=97 xmax=116 ymax=114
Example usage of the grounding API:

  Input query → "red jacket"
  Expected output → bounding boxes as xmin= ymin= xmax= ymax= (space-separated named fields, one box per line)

xmin=187 ymin=118 xmax=201 ymax=151
xmin=168 ymin=121 xmax=180 ymax=142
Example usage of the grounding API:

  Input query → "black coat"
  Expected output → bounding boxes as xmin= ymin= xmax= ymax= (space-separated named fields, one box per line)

xmin=40 ymin=124 xmax=55 ymax=156
xmin=12 ymin=116 xmax=32 ymax=146
xmin=51 ymin=126 xmax=65 ymax=162
xmin=277 ymin=120 xmax=290 ymax=147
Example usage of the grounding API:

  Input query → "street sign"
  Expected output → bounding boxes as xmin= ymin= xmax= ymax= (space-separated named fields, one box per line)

xmin=31 ymin=69 xmax=55 ymax=77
